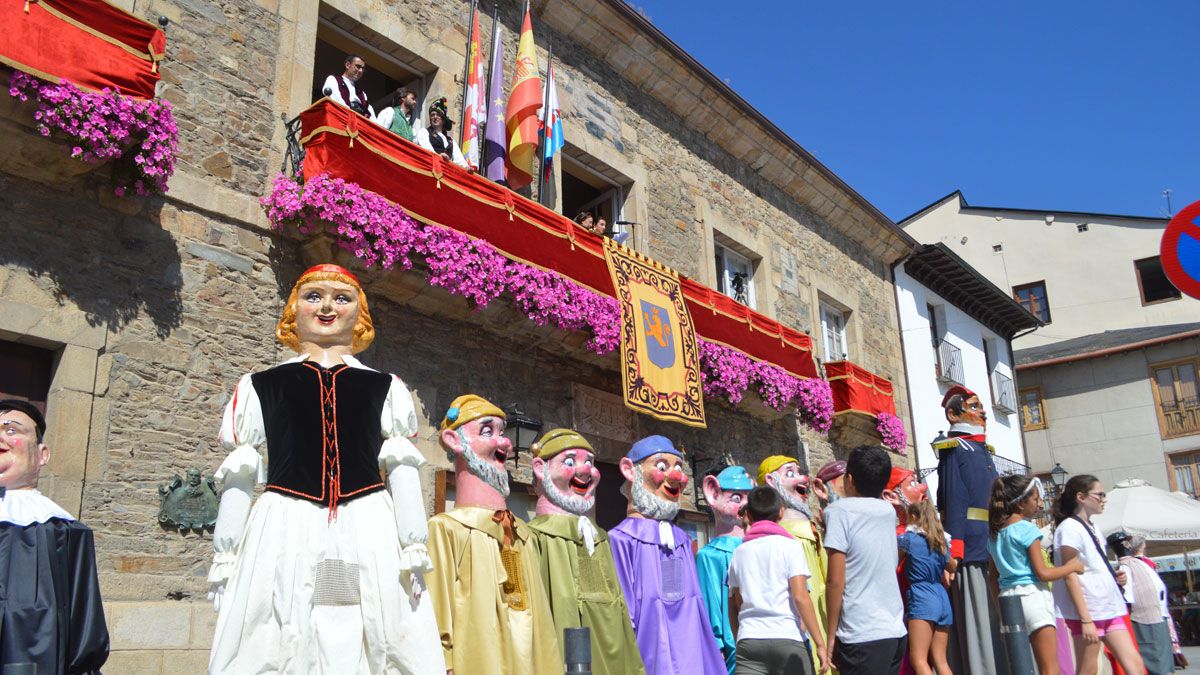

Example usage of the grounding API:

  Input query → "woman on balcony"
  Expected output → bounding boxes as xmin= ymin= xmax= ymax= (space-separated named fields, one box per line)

xmin=416 ymin=97 xmax=468 ymax=169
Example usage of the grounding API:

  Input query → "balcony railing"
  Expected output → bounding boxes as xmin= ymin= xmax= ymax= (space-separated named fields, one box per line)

xmin=992 ymin=455 xmax=1029 ymax=477
xmin=935 ymin=340 xmax=965 ymax=385
xmin=282 ymin=114 xmax=304 ymax=176
xmin=992 ymin=371 xmax=1017 ymax=414
xmin=1162 ymin=397 xmax=1200 ymax=438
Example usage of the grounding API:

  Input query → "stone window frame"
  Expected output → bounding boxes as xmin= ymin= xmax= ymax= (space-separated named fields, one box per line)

xmin=0 ymin=298 xmax=108 ymax=516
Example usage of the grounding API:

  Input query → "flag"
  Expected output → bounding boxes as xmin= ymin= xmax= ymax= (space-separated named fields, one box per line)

xmin=483 ymin=20 xmax=507 ymax=184
xmin=461 ymin=7 xmax=486 ymax=170
xmin=603 ymin=239 xmax=707 ymax=428
xmin=504 ymin=3 xmax=541 ymax=190
xmin=539 ymin=60 xmax=563 ymax=207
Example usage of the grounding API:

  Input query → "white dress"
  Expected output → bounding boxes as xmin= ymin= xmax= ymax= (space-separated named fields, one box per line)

xmin=206 ymin=354 xmax=446 ymax=674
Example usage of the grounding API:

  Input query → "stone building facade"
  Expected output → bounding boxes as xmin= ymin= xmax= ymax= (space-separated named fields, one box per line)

xmin=1 ymin=0 xmax=914 ymax=669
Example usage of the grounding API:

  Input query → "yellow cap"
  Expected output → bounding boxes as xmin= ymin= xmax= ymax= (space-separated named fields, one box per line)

xmin=531 ymin=428 xmax=594 ymax=459
xmin=757 ymin=454 xmax=800 ymax=485
xmin=440 ymin=394 xmax=506 ymax=431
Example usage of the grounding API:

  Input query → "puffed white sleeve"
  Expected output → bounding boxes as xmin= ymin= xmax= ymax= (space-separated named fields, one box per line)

xmin=208 ymin=374 xmax=266 ymax=586
xmin=380 ymin=374 xmax=433 ymax=574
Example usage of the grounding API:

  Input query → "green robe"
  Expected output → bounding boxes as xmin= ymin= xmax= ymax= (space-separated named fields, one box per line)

xmin=527 ymin=513 xmax=646 ymax=675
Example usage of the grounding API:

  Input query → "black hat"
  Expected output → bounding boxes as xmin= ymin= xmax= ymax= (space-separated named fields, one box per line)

xmin=0 ymin=399 xmax=46 ymax=441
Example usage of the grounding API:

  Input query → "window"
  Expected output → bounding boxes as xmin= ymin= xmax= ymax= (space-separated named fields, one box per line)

xmin=1150 ymin=359 xmax=1200 ymax=439
xmin=714 ymin=242 xmax=755 ymax=307
xmin=1170 ymin=451 xmax=1200 ymax=497
xmin=0 ymin=340 xmax=54 ymax=412
xmin=1012 ymin=281 xmax=1051 ymax=323
xmin=1020 ymin=387 xmax=1046 ymax=431
xmin=927 ymin=303 xmax=940 ymax=349
xmin=313 ymin=14 xmax=433 ymax=116
xmin=1135 ymin=256 xmax=1182 ymax=305
xmin=561 ymin=150 xmax=629 ymax=240
xmin=992 ymin=244 xmax=1003 ymax=253
xmin=1077 ymin=223 xmax=1089 ymax=232
xmin=820 ymin=303 xmax=849 ymax=361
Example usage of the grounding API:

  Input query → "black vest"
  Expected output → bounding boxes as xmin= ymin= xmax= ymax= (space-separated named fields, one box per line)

xmin=252 ymin=361 xmax=390 ymax=511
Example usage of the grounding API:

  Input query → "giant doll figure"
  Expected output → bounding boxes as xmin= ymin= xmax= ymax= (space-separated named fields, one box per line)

xmin=609 ymin=435 xmax=725 ymax=675
xmin=695 ymin=465 xmax=753 ymax=674
xmin=428 ymin=394 xmax=560 ymax=675
xmin=526 ymin=428 xmax=644 ymax=675
xmin=759 ymin=455 xmax=829 ymax=673
xmin=933 ymin=385 xmax=1005 ymax=675
xmin=0 ymin=399 xmax=109 ymax=673
xmin=207 ymin=264 xmax=444 ymax=673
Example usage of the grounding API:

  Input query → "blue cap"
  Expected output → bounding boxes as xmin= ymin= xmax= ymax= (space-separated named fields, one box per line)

xmin=716 ymin=466 xmax=754 ymax=491
xmin=626 ymin=435 xmax=682 ymax=463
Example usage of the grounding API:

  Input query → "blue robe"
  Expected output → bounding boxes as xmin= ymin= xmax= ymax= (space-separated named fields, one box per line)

xmin=609 ymin=517 xmax=726 ymax=675
xmin=695 ymin=536 xmax=741 ymax=674
xmin=935 ymin=434 xmax=998 ymax=564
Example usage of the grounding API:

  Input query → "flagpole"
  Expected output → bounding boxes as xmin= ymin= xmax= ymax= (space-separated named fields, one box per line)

xmin=536 ymin=47 xmax=552 ymax=206
xmin=480 ymin=4 xmax=499 ymax=175
xmin=458 ymin=0 xmax=478 ymax=139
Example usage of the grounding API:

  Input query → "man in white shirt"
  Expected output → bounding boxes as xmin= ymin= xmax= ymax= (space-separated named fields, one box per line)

xmin=728 ymin=485 xmax=828 ymax=675
xmin=322 ymin=55 xmax=375 ymax=120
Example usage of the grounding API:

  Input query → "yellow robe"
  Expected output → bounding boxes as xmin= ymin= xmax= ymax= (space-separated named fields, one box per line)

xmin=781 ymin=518 xmax=833 ymax=675
xmin=428 ymin=506 xmax=561 ymax=675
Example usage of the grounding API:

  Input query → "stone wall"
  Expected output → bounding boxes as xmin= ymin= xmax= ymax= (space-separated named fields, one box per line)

xmin=0 ymin=0 xmax=911 ymax=668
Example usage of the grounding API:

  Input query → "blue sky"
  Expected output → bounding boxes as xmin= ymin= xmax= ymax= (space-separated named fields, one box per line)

xmin=630 ymin=1 xmax=1199 ymax=221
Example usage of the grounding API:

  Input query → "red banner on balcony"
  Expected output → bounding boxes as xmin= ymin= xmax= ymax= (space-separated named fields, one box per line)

xmin=299 ymin=100 xmax=819 ymax=381
xmin=825 ymin=360 xmax=897 ymax=417
xmin=0 ymin=0 xmax=165 ymax=99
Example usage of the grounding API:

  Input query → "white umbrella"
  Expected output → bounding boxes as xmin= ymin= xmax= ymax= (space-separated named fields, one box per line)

xmin=1091 ymin=479 xmax=1200 ymax=557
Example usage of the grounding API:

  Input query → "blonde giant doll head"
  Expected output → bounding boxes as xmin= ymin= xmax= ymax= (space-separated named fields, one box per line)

xmin=275 ymin=264 xmax=375 ymax=354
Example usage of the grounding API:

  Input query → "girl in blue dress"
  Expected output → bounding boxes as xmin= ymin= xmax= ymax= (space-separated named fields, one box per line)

xmin=898 ymin=500 xmax=957 ymax=675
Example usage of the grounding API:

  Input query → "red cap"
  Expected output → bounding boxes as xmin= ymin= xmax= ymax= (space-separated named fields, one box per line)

xmin=940 ymin=385 xmax=976 ymax=409
xmin=299 ymin=263 xmax=360 ymax=286
xmin=887 ymin=466 xmax=915 ymax=491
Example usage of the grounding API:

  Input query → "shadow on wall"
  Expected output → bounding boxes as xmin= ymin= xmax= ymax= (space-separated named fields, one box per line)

xmin=0 ymin=173 xmax=183 ymax=338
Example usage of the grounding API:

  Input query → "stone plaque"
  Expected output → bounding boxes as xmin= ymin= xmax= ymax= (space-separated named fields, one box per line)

xmin=158 ymin=468 xmax=219 ymax=533
xmin=572 ymin=383 xmax=637 ymax=445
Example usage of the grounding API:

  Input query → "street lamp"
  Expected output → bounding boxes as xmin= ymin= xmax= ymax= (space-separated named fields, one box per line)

xmin=502 ymin=405 xmax=543 ymax=458
xmin=1049 ymin=463 xmax=1067 ymax=492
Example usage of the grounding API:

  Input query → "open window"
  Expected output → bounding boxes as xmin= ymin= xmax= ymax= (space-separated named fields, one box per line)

xmin=0 ymin=340 xmax=54 ymax=414
xmin=819 ymin=298 xmax=850 ymax=361
xmin=560 ymin=147 xmax=630 ymax=241
xmin=313 ymin=7 xmax=435 ymax=117
xmin=712 ymin=231 xmax=759 ymax=309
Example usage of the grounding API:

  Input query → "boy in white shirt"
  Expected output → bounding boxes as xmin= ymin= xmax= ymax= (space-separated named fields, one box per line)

xmin=729 ymin=486 xmax=828 ymax=675
xmin=823 ymin=445 xmax=907 ymax=675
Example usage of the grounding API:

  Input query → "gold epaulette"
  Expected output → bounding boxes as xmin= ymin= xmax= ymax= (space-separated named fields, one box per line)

xmin=932 ymin=437 xmax=960 ymax=454
xmin=985 ymin=443 xmax=996 ymax=454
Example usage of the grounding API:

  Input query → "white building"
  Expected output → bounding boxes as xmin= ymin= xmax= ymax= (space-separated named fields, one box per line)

xmin=894 ymin=243 xmax=1043 ymax=500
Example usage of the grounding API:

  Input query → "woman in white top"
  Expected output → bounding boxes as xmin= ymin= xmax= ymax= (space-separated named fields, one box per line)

xmin=1052 ymin=474 xmax=1145 ymax=675
xmin=414 ymin=97 xmax=468 ymax=169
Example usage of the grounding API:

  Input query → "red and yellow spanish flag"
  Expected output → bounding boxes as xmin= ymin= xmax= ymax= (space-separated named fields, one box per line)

xmin=603 ymin=238 xmax=707 ymax=428
xmin=504 ymin=3 xmax=541 ymax=190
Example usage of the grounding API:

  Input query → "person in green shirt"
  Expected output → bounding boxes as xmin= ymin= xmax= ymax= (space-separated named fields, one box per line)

xmin=526 ymin=428 xmax=645 ymax=675
xmin=376 ymin=87 xmax=419 ymax=142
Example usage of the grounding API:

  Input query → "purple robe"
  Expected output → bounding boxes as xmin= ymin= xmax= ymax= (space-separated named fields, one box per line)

xmin=609 ymin=517 xmax=726 ymax=675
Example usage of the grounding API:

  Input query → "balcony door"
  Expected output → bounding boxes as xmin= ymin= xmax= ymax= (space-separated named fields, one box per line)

xmin=1151 ymin=359 xmax=1200 ymax=439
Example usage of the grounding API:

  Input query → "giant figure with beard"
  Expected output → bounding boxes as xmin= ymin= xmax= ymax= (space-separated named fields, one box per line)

xmin=525 ymin=428 xmax=645 ymax=675
xmin=695 ymin=465 xmax=753 ymax=674
xmin=427 ymin=394 xmax=560 ymax=675
xmin=207 ymin=264 xmax=444 ymax=674
xmin=759 ymin=455 xmax=829 ymax=674
xmin=609 ymin=435 xmax=726 ymax=675
xmin=933 ymin=385 xmax=1006 ymax=675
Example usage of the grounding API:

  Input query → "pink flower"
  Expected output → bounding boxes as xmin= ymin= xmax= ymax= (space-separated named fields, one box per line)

xmin=876 ymin=412 xmax=908 ymax=453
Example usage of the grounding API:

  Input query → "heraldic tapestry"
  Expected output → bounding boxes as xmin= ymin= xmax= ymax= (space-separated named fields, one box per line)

xmin=603 ymin=238 xmax=706 ymax=428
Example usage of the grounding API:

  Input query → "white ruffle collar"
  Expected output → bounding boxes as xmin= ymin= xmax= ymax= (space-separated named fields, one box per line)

xmin=0 ymin=489 xmax=74 ymax=525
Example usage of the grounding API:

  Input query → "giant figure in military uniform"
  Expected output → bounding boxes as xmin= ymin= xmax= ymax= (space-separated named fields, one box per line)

xmin=933 ymin=385 xmax=1007 ymax=675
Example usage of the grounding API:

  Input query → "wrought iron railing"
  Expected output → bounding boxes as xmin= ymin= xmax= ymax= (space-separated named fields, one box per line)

xmin=992 ymin=454 xmax=1029 ymax=477
xmin=1162 ymin=397 xmax=1200 ymax=438
xmin=935 ymin=340 xmax=965 ymax=385
xmin=992 ymin=371 xmax=1017 ymax=414
xmin=281 ymin=114 xmax=304 ymax=177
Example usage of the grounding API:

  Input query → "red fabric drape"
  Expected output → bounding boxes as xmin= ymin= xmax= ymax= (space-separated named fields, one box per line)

xmin=825 ymin=360 xmax=897 ymax=416
xmin=299 ymin=100 xmax=819 ymax=380
xmin=0 ymin=0 xmax=164 ymax=99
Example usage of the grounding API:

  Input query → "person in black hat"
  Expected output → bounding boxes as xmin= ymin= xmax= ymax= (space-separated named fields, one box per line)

xmin=0 ymin=399 xmax=109 ymax=673
xmin=415 ymin=96 xmax=468 ymax=169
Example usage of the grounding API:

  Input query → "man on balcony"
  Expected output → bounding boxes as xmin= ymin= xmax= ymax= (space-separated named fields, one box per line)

xmin=322 ymin=55 xmax=376 ymax=120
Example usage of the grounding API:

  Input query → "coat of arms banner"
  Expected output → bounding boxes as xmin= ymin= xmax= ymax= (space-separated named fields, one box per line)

xmin=603 ymin=239 xmax=706 ymax=428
